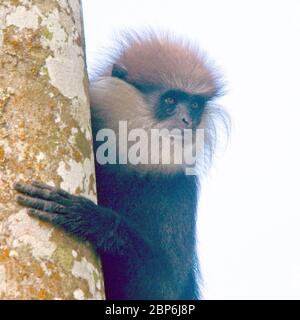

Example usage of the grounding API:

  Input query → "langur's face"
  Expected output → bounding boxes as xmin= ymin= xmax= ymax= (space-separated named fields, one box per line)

xmin=90 ymin=73 xmax=224 ymax=175
xmin=154 ymin=89 xmax=210 ymax=132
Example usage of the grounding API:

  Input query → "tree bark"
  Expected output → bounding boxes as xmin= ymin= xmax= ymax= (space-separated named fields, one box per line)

xmin=0 ymin=0 xmax=105 ymax=299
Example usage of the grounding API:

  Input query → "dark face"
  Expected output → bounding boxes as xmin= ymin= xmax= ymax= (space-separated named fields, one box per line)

xmin=111 ymin=65 xmax=211 ymax=131
xmin=155 ymin=90 xmax=210 ymax=130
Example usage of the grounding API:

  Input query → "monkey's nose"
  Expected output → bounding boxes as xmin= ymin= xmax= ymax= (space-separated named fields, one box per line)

xmin=182 ymin=117 xmax=190 ymax=126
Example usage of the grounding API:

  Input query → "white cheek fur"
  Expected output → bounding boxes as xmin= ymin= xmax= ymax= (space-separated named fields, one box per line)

xmin=90 ymin=77 xmax=228 ymax=176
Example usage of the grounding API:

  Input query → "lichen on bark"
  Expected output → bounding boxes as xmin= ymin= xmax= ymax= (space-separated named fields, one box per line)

xmin=0 ymin=0 xmax=105 ymax=299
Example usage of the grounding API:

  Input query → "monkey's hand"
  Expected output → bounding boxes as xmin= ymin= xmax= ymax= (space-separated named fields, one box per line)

xmin=13 ymin=181 xmax=140 ymax=255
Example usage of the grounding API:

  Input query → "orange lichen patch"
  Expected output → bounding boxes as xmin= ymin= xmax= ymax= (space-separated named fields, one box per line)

xmin=0 ymin=89 xmax=12 ymax=109
xmin=18 ymin=131 xmax=26 ymax=141
xmin=18 ymin=120 xmax=25 ymax=129
xmin=0 ymin=248 xmax=10 ymax=261
xmin=37 ymin=288 xmax=48 ymax=300
xmin=3 ymin=31 xmax=21 ymax=49
xmin=46 ymin=261 xmax=56 ymax=271
xmin=35 ymin=162 xmax=47 ymax=171
xmin=72 ymin=147 xmax=82 ymax=162
xmin=28 ymin=285 xmax=37 ymax=297
xmin=4 ymin=28 xmax=42 ymax=55
xmin=28 ymin=42 xmax=43 ymax=52
xmin=35 ymin=265 xmax=44 ymax=278
xmin=51 ymin=271 xmax=61 ymax=282
xmin=30 ymin=66 xmax=39 ymax=76
xmin=2 ymin=28 xmax=51 ymax=87
xmin=9 ymin=0 xmax=21 ymax=6
xmin=0 ymin=146 xmax=5 ymax=161
xmin=48 ymin=100 xmax=57 ymax=109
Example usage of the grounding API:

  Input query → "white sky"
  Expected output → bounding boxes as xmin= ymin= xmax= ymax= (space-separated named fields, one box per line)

xmin=82 ymin=0 xmax=300 ymax=299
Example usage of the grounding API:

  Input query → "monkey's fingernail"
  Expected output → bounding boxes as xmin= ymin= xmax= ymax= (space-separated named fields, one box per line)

xmin=16 ymin=195 xmax=28 ymax=204
xmin=13 ymin=182 xmax=21 ymax=189
xmin=16 ymin=195 xmax=23 ymax=201
xmin=28 ymin=209 xmax=35 ymax=215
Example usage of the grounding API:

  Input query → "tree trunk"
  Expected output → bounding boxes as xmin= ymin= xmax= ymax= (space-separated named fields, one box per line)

xmin=0 ymin=0 xmax=105 ymax=299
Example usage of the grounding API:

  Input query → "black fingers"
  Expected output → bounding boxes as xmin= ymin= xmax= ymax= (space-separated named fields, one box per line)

xmin=31 ymin=181 xmax=55 ymax=190
xmin=16 ymin=194 xmax=67 ymax=214
xmin=31 ymin=181 xmax=73 ymax=198
xmin=14 ymin=182 xmax=72 ymax=206
xmin=28 ymin=208 xmax=62 ymax=224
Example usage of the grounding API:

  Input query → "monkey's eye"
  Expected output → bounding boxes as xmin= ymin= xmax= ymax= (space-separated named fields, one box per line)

xmin=164 ymin=97 xmax=176 ymax=105
xmin=191 ymin=97 xmax=208 ymax=109
xmin=166 ymin=107 xmax=175 ymax=115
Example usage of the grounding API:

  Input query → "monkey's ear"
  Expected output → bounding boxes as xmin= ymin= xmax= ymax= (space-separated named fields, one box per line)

xmin=112 ymin=64 xmax=128 ymax=80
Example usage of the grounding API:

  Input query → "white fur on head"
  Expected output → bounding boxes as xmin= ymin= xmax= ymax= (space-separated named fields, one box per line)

xmin=97 ymin=30 xmax=224 ymax=97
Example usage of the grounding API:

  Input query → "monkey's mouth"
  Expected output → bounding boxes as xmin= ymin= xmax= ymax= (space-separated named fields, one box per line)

xmin=165 ymin=127 xmax=197 ymax=137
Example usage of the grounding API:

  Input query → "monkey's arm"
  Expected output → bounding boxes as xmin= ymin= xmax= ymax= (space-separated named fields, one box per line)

xmin=13 ymin=181 xmax=143 ymax=255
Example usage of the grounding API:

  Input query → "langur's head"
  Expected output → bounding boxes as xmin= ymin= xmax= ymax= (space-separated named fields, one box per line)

xmin=90 ymin=31 xmax=229 ymax=175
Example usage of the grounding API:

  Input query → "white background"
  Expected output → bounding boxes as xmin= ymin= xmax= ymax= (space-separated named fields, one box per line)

xmin=82 ymin=0 xmax=300 ymax=299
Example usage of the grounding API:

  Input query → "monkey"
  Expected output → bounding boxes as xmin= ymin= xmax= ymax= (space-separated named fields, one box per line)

xmin=14 ymin=31 xmax=229 ymax=300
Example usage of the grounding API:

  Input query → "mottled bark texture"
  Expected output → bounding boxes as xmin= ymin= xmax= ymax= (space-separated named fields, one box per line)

xmin=0 ymin=0 xmax=105 ymax=299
